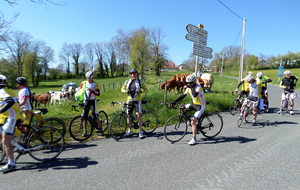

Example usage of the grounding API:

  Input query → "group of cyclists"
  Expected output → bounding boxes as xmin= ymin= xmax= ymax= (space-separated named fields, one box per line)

xmin=234 ymin=70 xmax=298 ymax=126
xmin=0 ymin=68 xmax=298 ymax=172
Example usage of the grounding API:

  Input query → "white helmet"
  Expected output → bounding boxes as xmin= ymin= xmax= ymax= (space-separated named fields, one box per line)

xmin=256 ymin=72 xmax=262 ymax=78
xmin=284 ymin=70 xmax=291 ymax=75
xmin=85 ymin=71 xmax=94 ymax=78
xmin=0 ymin=75 xmax=7 ymax=86
xmin=186 ymin=74 xmax=196 ymax=83
xmin=245 ymin=74 xmax=254 ymax=83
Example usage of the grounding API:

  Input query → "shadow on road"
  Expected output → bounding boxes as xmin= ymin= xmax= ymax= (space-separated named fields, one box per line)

xmin=17 ymin=156 xmax=97 ymax=172
xmin=199 ymin=136 xmax=256 ymax=144
xmin=63 ymin=143 xmax=98 ymax=152
xmin=112 ymin=131 xmax=165 ymax=142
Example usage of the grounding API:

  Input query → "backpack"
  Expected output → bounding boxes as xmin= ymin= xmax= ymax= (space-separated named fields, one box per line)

xmin=75 ymin=82 xmax=86 ymax=102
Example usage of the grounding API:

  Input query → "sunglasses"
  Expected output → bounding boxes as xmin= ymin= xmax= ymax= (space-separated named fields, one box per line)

xmin=86 ymin=77 xmax=92 ymax=79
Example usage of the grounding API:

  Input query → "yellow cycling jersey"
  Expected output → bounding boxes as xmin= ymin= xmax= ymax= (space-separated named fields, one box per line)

xmin=255 ymin=79 xmax=264 ymax=98
xmin=241 ymin=79 xmax=250 ymax=91
xmin=0 ymin=87 xmax=22 ymax=119
xmin=183 ymin=84 xmax=205 ymax=105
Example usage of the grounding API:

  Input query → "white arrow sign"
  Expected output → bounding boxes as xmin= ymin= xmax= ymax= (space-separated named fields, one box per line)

xmin=186 ymin=24 xmax=208 ymax=39
xmin=193 ymin=49 xmax=212 ymax=59
xmin=185 ymin=34 xmax=207 ymax=45
xmin=193 ymin=43 xmax=213 ymax=53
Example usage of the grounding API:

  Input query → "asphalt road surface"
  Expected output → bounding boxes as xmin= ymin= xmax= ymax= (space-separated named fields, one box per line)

xmin=1 ymin=84 xmax=300 ymax=190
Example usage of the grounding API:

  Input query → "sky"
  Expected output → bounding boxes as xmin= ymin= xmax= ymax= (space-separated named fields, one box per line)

xmin=1 ymin=0 xmax=300 ymax=68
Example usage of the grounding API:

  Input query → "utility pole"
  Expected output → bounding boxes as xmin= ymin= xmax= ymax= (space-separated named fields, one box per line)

xmin=221 ymin=52 xmax=224 ymax=77
xmin=239 ymin=18 xmax=246 ymax=82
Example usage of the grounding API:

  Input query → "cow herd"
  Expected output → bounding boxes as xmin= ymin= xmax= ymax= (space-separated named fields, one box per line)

xmin=159 ymin=73 xmax=215 ymax=94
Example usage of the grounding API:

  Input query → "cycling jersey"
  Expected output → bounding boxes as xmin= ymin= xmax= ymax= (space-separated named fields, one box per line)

xmin=237 ymin=79 xmax=250 ymax=92
xmin=255 ymin=79 xmax=263 ymax=98
xmin=261 ymin=75 xmax=271 ymax=88
xmin=183 ymin=84 xmax=205 ymax=105
xmin=121 ymin=79 xmax=148 ymax=101
xmin=0 ymin=87 xmax=22 ymax=119
xmin=18 ymin=86 xmax=33 ymax=111
xmin=79 ymin=81 xmax=100 ymax=100
xmin=280 ymin=76 xmax=298 ymax=91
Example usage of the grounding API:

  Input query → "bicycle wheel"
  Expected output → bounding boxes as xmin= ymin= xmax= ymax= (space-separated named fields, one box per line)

xmin=230 ymin=99 xmax=241 ymax=116
xmin=142 ymin=110 xmax=158 ymax=134
xmin=68 ymin=115 xmax=93 ymax=141
xmin=110 ymin=114 xmax=127 ymax=140
xmin=245 ymin=106 xmax=252 ymax=123
xmin=97 ymin=110 xmax=108 ymax=132
xmin=28 ymin=126 xmax=64 ymax=162
xmin=38 ymin=117 xmax=66 ymax=137
xmin=164 ymin=115 xmax=187 ymax=143
xmin=199 ymin=112 xmax=223 ymax=138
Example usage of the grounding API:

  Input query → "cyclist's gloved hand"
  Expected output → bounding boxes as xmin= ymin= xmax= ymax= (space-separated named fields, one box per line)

xmin=137 ymin=90 xmax=142 ymax=94
xmin=125 ymin=90 xmax=130 ymax=94
xmin=186 ymin=84 xmax=192 ymax=88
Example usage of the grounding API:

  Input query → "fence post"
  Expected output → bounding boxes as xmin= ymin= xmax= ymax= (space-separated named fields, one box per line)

xmin=103 ymin=84 xmax=105 ymax=92
xmin=164 ymin=83 xmax=167 ymax=104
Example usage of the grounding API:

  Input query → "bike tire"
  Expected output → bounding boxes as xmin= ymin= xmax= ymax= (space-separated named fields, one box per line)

xmin=97 ymin=110 xmax=109 ymax=132
xmin=164 ymin=115 xmax=187 ymax=143
xmin=229 ymin=99 xmax=241 ymax=116
xmin=68 ymin=115 xmax=93 ymax=141
xmin=199 ymin=112 xmax=223 ymax=138
xmin=142 ymin=110 xmax=158 ymax=134
xmin=245 ymin=106 xmax=252 ymax=123
xmin=110 ymin=114 xmax=127 ymax=140
xmin=38 ymin=117 xmax=66 ymax=138
xmin=237 ymin=107 xmax=245 ymax=127
xmin=28 ymin=126 xmax=64 ymax=162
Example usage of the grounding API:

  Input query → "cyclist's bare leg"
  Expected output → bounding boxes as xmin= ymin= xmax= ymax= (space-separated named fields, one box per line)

xmin=290 ymin=99 xmax=294 ymax=110
xmin=83 ymin=120 xmax=87 ymax=131
xmin=2 ymin=134 xmax=14 ymax=162
xmin=253 ymin=106 xmax=258 ymax=120
xmin=127 ymin=118 xmax=132 ymax=131
xmin=191 ymin=117 xmax=197 ymax=138
xmin=95 ymin=118 xmax=102 ymax=129
xmin=136 ymin=112 xmax=143 ymax=132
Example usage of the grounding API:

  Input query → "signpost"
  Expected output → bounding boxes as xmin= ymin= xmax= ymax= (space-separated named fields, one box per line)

xmin=186 ymin=24 xmax=208 ymax=39
xmin=193 ymin=43 xmax=213 ymax=53
xmin=192 ymin=49 xmax=212 ymax=59
xmin=185 ymin=34 xmax=207 ymax=45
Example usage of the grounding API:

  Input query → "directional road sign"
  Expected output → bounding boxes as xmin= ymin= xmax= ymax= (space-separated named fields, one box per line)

xmin=192 ymin=49 xmax=212 ymax=59
xmin=278 ymin=66 xmax=284 ymax=70
xmin=185 ymin=34 xmax=207 ymax=45
xmin=278 ymin=70 xmax=283 ymax=75
xmin=193 ymin=43 xmax=213 ymax=54
xmin=186 ymin=24 xmax=208 ymax=39
xmin=278 ymin=74 xmax=283 ymax=77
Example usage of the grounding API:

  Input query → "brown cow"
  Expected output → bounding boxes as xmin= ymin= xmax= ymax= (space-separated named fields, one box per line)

xmin=160 ymin=78 xmax=179 ymax=94
xmin=35 ymin=92 xmax=51 ymax=108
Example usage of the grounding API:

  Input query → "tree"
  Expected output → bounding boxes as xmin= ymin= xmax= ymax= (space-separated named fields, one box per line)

xmin=149 ymin=28 xmax=169 ymax=76
xmin=1 ymin=30 xmax=32 ymax=76
xmin=69 ymin=43 xmax=82 ymax=77
xmin=129 ymin=27 xmax=151 ymax=81
xmin=245 ymin=54 xmax=258 ymax=68
xmin=41 ymin=45 xmax=54 ymax=80
xmin=94 ymin=42 xmax=105 ymax=78
xmin=59 ymin=42 xmax=71 ymax=77
xmin=84 ymin=42 xmax=94 ymax=71
xmin=104 ymin=41 xmax=117 ymax=77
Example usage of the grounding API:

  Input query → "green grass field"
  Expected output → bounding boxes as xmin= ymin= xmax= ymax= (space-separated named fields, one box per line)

xmin=9 ymin=68 xmax=299 ymax=142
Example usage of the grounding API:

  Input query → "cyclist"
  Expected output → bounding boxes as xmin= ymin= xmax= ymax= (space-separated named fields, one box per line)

xmin=16 ymin=77 xmax=33 ymax=142
xmin=234 ymin=71 xmax=253 ymax=98
xmin=277 ymin=70 xmax=298 ymax=115
xmin=79 ymin=71 xmax=102 ymax=137
xmin=239 ymin=74 xmax=260 ymax=126
xmin=121 ymin=68 xmax=148 ymax=139
xmin=168 ymin=74 xmax=205 ymax=145
xmin=0 ymin=75 xmax=23 ymax=173
xmin=256 ymin=72 xmax=272 ymax=112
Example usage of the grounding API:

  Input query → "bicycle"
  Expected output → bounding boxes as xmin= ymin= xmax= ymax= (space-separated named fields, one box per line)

xmin=229 ymin=92 xmax=246 ymax=116
xmin=0 ymin=120 xmax=64 ymax=164
xmin=164 ymin=102 xmax=223 ymax=143
xmin=69 ymin=99 xmax=108 ymax=141
xmin=237 ymin=98 xmax=257 ymax=127
xmin=281 ymin=90 xmax=295 ymax=116
xmin=110 ymin=100 xmax=158 ymax=140
xmin=26 ymin=108 xmax=66 ymax=138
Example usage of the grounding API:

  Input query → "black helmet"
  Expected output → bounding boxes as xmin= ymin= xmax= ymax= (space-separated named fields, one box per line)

xmin=16 ymin=77 xmax=27 ymax=85
xmin=129 ymin=68 xmax=138 ymax=74
xmin=0 ymin=75 xmax=7 ymax=86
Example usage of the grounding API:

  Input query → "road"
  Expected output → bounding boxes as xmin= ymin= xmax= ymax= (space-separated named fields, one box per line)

xmin=1 ymin=85 xmax=300 ymax=190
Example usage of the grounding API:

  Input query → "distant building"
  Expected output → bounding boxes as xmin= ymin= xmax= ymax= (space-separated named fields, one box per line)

xmin=258 ymin=59 xmax=267 ymax=66
xmin=178 ymin=64 xmax=187 ymax=70
xmin=161 ymin=62 xmax=178 ymax=71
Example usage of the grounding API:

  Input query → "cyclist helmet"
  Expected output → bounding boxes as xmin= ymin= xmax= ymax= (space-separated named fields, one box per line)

xmin=186 ymin=74 xmax=196 ymax=83
xmin=245 ymin=74 xmax=254 ymax=83
xmin=85 ymin=71 xmax=94 ymax=78
xmin=284 ymin=70 xmax=291 ymax=75
xmin=0 ymin=75 xmax=7 ymax=87
xmin=16 ymin=76 xmax=27 ymax=85
xmin=256 ymin=72 xmax=263 ymax=78
xmin=129 ymin=68 xmax=138 ymax=74
xmin=246 ymin=71 xmax=253 ymax=75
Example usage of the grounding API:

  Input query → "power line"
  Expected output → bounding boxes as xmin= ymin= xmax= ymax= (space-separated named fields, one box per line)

xmin=233 ymin=26 xmax=243 ymax=46
xmin=217 ymin=0 xmax=243 ymax=20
